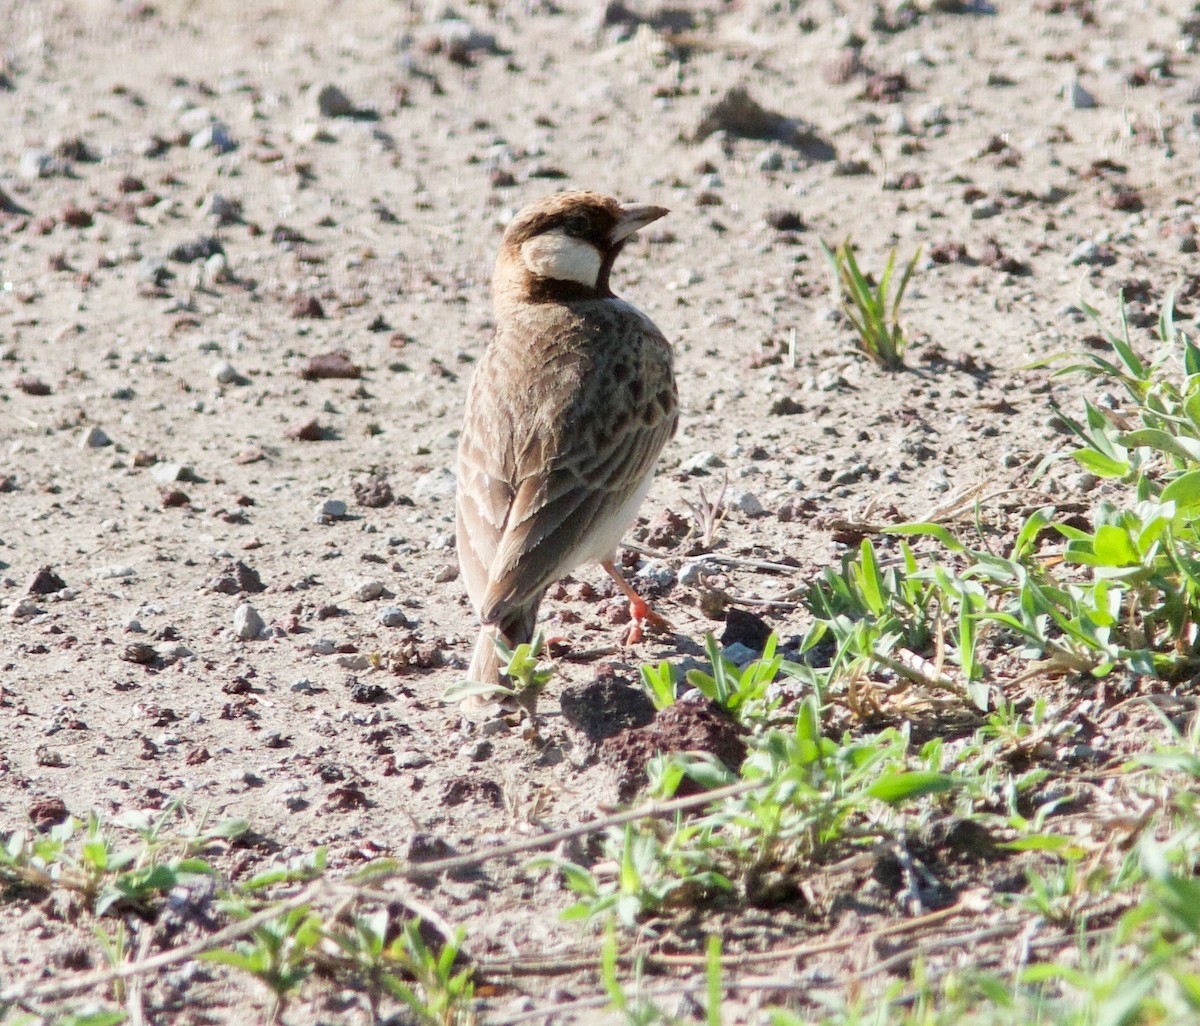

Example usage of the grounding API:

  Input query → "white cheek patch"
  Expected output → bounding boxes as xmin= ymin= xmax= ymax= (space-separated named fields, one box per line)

xmin=521 ymin=230 xmax=602 ymax=288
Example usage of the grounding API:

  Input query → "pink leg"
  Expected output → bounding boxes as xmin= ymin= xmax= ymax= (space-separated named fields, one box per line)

xmin=601 ymin=560 xmax=673 ymax=644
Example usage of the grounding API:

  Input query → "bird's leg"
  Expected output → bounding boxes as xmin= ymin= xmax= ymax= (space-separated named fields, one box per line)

xmin=601 ymin=560 xmax=673 ymax=644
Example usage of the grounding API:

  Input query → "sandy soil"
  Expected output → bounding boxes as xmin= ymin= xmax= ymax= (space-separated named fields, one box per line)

xmin=2 ymin=0 xmax=1199 ymax=1021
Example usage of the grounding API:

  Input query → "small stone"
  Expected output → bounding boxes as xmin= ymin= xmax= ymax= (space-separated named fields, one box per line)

xmin=211 ymin=360 xmax=241 ymax=384
xmin=300 ymin=352 xmax=361 ymax=379
xmin=200 ymin=193 xmax=242 ymax=225
xmin=756 ymin=147 xmax=785 ymax=172
xmin=315 ymin=498 xmax=348 ymax=522
xmin=309 ymin=81 xmax=359 ymax=118
xmin=137 ymin=258 xmax=173 ymax=288
xmin=349 ymin=578 xmax=385 ymax=601
xmin=721 ymin=608 xmax=773 ymax=651
xmin=1067 ymin=472 xmax=1099 ymax=493
xmin=204 ymin=252 xmax=231 ymax=284
xmin=1065 ymin=77 xmax=1097 ymax=109
xmin=421 ymin=19 xmax=498 ymax=59
xmin=80 ymin=426 xmax=112 ymax=449
xmin=349 ymin=679 xmax=387 ymax=703
xmin=15 ymin=376 xmax=52 ymax=396
xmin=413 ymin=467 xmax=457 ymax=500
xmin=722 ymin=642 xmax=759 ymax=666
xmin=290 ymin=295 xmax=325 ymax=319
xmin=94 ymin=564 xmax=136 ymax=580
xmin=378 ymin=606 xmax=410 ymax=628
xmin=8 ymin=598 xmax=41 ymax=619
xmin=233 ymin=603 xmax=265 ymax=641
xmin=428 ymin=531 xmax=455 ymax=551
xmin=189 ymin=122 xmax=236 ymax=152
xmin=1067 ymin=240 xmax=1101 ymax=266
xmin=770 ymin=396 xmax=805 ymax=415
xmin=725 ymin=489 xmax=764 ymax=516
xmin=290 ymin=122 xmax=335 ymax=145
xmin=764 ymin=209 xmax=805 ymax=232
xmin=150 ymin=462 xmax=195 ymax=484
xmin=286 ymin=417 xmax=325 ymax=441
xmin=635 ymin=561 xmax=677 ymax=591
xmin=816 ymin=369 xmax=847 ymax=391
xmin=20 ymin=149 xmax=55 ymax=179
xmin=168 ymin=237 xmax=223 ymax=264
xmin=61 ymin=203 xmax=93 ymax=228
xmin=291 ymin=678 xmax=316 ymax=693
xmin=680 ymin=451 xmax=725 ymax=474
xmin=352 ymin=476 xmax=395 ymax=508
xmin=459 ymin=739 xmax=493 ymax=762
xmin=394 ymin=749 xmax=431 ymax=769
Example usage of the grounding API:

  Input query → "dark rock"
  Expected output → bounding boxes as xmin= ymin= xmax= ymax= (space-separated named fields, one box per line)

xmin=721 ymin=608 xmax=773 ymax=651
xmin=300 ymin=351 xmax=361 ymax=379
xmin=168 ymin=236 xmax=224 ymax=263
xmin=29 ymin=796 xmax=70 ymax=830
xmin=205 ymin=560 xmax=265 ymax=595
xmin=353 ymin=476 xmax=394 ymax=508
xmin=560 ymin=667 xmax=657 ymax=743
xmin=291 ymin=295 xmax=325 ymax=319
xmin=689 ymin=87 xmax=836 ymax=162
xmin=26 ymin=567 xmax=67 ymax=595
xmin=601 ymin=697 xmax=746 ymax=800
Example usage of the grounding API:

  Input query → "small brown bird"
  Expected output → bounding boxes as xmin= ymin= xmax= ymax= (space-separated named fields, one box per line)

xmin=455 ymin=191 xmax=678 ymax=685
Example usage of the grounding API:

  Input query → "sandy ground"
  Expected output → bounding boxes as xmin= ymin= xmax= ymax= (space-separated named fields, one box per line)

xmin=2 ymin=0 xmax=1199 ymax=1021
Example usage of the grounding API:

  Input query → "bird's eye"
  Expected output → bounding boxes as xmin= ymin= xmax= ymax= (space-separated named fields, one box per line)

xmin=563 ymin=213 xmax=590 ymax=236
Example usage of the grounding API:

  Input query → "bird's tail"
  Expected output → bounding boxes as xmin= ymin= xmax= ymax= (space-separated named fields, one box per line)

xmin=467 ymin=604 xmax=540 ymax=685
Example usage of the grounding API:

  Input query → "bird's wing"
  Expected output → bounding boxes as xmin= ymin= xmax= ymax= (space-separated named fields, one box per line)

xmin=456 ymin=308 xmax=676 ymax=625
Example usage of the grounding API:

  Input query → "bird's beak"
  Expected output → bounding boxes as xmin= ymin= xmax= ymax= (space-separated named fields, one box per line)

xmin=609 ymin=204 xmax=669 ymax=244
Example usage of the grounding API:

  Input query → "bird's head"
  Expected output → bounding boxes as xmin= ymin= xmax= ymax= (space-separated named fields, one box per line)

xmin=493 ymin=191 xmax=668 ymax=304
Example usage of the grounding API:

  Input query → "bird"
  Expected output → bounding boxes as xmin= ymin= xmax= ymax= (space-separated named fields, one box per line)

xmin=455 ymin=190 xmax=678 ymax=687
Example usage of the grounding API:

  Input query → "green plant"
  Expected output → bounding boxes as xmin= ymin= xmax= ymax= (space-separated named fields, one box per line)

xmin=0 ymin=805 xmax=243 ymax=916
xmin=640 ymin=659 xmax=679 ymax=710
xmin=820 ymin=238 xmax=921 ymax=369
xmin=201 ymin=902 xmax=323 ymax=1020
xmin=684 ymin=632 xmax=785 ymax=722
xmin=443 ymin=630 xmax=555 ymax=720
xmin=544 ymin=821 xmax=732 ymax=929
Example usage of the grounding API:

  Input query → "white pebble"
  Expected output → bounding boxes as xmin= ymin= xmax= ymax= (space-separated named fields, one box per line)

xmin=7 ymin=598 xmax=41 ymax=619
xmin=233 ymin=602 xmax=265 ymax=641
xmin=349 ymin=578 xmax=385 ymax=601
xmin=726 ymin=488 xmax=765 ymax=516
xmin=413 ymin=467 xmax=457 ymax=500
xmin=314 ymin=499 xmax=347 ymax=522
xmin=211 ymin=360 xmax=240 ymax=384
xmin=680 ymin=451 xmax=725 ymax=473
xmin=150 ymin=462 xmax=193 ymax=484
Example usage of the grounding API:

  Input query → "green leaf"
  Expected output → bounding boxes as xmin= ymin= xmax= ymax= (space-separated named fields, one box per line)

xmin=1121 ymin=428 xmax=1200 ymax=465
xmin=885 ymin=522 xmax=966 ymax=551
xmin=1091 ymin=524 xmax=1139 ymax=566
xmin=442 ymin=678 xmax=516 ymax=702
xmin=1000 ymin=834 xmax=1085 ymax=856
xmin=866 ymin=771 xmax=955 ymax=804
xmin=856 ymin=539 xmax=885 ymax=615
xmin=1073 ymin=448 xmax=1131 ymax=477
xmin=1163 ymin=470 xmax=1200 ymax=512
